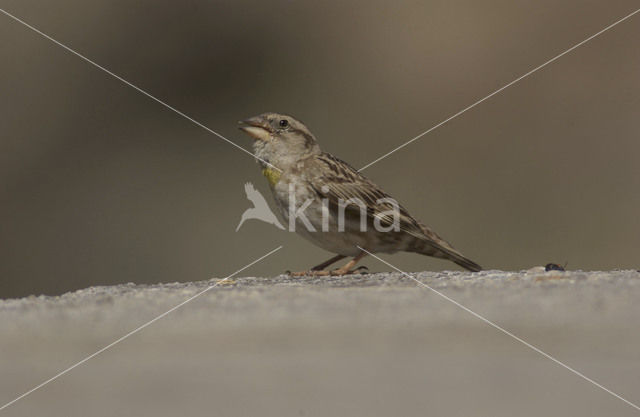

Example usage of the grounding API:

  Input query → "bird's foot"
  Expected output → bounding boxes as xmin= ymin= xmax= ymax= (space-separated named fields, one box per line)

xmin=330 ymin=265 xmax=369 ymax=276
xmin=287 ymin=270 xmax=330 ymax=277
xmin=286 ymin=266 xmax=368 ymax=277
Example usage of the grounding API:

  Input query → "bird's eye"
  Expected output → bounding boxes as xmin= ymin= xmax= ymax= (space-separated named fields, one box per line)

xmin=279 ymin=119 xmax=289 ymax=128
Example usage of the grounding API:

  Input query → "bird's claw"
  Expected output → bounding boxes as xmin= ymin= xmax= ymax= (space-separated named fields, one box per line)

xmin=355 ymin=265 xmax=369 ymax=274
xmin=329 ymin=265 xmax=368 ymax=276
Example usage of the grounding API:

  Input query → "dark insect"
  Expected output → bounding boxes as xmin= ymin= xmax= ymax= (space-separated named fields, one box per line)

xmin=545 ymin=263 xmax=565 ymax=272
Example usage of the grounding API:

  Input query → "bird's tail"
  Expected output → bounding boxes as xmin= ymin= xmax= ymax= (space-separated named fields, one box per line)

xmin=442 ymin=249 xmax=482 ymax=272
xmin=410 ymin=222 xmax=482 ymax=272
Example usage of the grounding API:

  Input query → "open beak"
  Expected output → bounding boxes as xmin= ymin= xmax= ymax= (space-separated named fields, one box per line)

xmin=238 ymin=116 xmax=271 ymax=141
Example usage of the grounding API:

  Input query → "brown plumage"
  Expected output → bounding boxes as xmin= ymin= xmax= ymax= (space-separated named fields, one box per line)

xmin=308 ymin=153 xmax=481 ymax=272
xmin=239 ymin=112 xmax=481 ymax=275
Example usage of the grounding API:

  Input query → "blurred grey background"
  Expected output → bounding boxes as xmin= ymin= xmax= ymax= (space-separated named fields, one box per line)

xmin=1 ymin=0 xmax=639 ymax=298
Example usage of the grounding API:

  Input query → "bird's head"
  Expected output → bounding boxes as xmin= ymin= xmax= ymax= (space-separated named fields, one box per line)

xmin=239 ymin=112 xmax=321 ymax=169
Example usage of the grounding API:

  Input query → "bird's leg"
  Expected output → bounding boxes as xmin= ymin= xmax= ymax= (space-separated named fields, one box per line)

xmin=330 ymin=251 xmax=368 ymax=276
xmin=311 ymin=254 xmax=346 ymax=271
xmin=288 ymin=254 xmax=359 ymax=277
xmin=289 ymin=269 xmax=330 ymax=277
xmin=288 ymin=255 xmax=345 ymax=276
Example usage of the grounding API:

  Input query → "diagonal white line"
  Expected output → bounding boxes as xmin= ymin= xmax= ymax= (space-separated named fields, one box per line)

xmin=358 ymin=8 xmax=640 ymax=172
xmin=0 ymin=245 xmax=283 ymax=412
xmin=0 ymin=8 xmax=281 ymax=173
xmin=357 ymin=246 xmax=640 ymax=412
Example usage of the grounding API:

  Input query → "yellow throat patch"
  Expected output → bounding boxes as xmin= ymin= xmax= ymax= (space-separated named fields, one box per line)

xmin=262 ymin=167 xmax=281 ymax=187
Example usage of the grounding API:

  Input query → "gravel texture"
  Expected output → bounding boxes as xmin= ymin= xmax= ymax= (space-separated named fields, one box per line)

xmin=1 ymin=270 xmax=639 ymax=416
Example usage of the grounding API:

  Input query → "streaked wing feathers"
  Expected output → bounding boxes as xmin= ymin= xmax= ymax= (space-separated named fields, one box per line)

xmin=308 ymin=153 xmax=425 ymax=238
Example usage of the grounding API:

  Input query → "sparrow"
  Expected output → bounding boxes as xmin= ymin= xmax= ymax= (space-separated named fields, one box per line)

xmin=239 ymin=112 xmax=481 ymax=275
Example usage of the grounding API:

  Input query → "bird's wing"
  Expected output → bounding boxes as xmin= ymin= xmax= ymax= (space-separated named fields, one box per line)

xmin=304 ymin=153 xmax=480 ymax=270
xmin=306 ymin=153 xmax=426 ymax=239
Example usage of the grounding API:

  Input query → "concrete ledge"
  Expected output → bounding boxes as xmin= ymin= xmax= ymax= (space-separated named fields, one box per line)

xmin=2 ymin=270 xmax=639 ymax=416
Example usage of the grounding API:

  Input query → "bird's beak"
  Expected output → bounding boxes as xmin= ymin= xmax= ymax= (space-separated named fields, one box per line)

xmin=238 ymin=116 xmax=271 ymax=141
